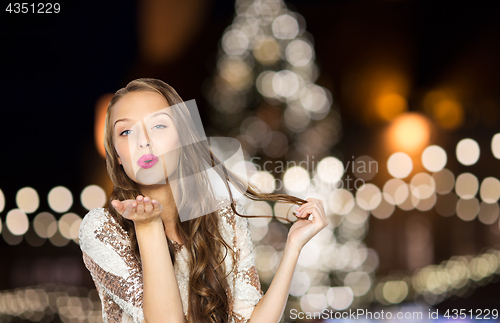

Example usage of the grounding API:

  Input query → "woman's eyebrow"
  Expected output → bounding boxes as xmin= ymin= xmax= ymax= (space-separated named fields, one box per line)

xmin=113 ymin=118 xmax=131 ymax=128
xmin=113 ymin=112 xmax=172 ymax=128
xmin=150 ymin=111 xmax=172 ymax=120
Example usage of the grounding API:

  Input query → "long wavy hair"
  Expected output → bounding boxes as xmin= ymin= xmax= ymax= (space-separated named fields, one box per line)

xmin=103 ymin=78 xmax=306 ymax=323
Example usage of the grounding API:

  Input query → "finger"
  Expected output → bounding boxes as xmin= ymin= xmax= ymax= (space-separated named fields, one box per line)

xmin=111 ymin=200 xmax=125 ymax=215
xmin=297 ymin=198 xmax=321 ymax=211
xmin=152 ymin=199 xmax=162 ymax=213
xmin=297 ymin=206 xmax=316 ymax=222
xmin=295 ymin=201 xmax=309 ymax=212
xmin=304 ymin=203 xmax=327 ymax=225
xmin=307 ymin=208 xmax=325 ymax=225
xmin=296 ymin=202 xmax=320 ymax=216
xmin=144 ymin=196 xmax=153 ymax=213
xmin=136 ymin=195 xmax=145 ymax=214
xmin=296 ymin=205 xmax=324 ymax=224
xmin=123 ymin=200 xmax=137 ymax=219
xmin=295 ymin=205 xmax=316 ymax=218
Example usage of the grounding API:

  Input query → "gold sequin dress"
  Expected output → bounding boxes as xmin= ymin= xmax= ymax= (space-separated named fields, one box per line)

xmin=79 ymin=199 xmax=264 ymax=323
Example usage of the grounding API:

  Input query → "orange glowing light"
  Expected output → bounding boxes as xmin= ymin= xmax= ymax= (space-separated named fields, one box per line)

xmin=433 ymin=99 xmax=464 ymax=129
xmin=94 ymin=94 xmax=113 ymax=158
xmin=387 ymin=112 xmax=431 ymax=154
xmin=375 ymin=93 xmax=408 ymax=121
xmin=423 ymin=91 xmax=464 ymax=130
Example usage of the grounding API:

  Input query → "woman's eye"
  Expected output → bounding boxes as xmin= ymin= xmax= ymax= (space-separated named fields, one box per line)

xmin=153 ymin=124 xmax=167 ymax=130
xmin=120 ymin=129 xmax=133 ymax=136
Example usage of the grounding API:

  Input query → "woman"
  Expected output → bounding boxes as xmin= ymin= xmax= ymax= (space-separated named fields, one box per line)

xmin=79 ymin=78 xmax=329 ymax=323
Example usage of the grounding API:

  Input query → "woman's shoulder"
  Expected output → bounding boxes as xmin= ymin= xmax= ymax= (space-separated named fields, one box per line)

xmin=79 ymin=207 xmax=130 ymax=251
xmin=215 ymin=197 xmax=248 ymax=229
xmin=80 ymin=207 xmax=114 ymax=233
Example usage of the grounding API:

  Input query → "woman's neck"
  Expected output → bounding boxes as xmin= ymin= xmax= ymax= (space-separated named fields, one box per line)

xmin=140 ymin=182 xmax=179 ymax=232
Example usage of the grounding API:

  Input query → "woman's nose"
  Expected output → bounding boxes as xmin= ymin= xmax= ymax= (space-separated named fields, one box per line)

xmin=137 ymin=131 xmax=152 ymax=149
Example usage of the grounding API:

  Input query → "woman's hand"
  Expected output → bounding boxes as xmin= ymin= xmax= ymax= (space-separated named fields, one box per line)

xmin=287 ymin=198 xmax=329 ymax=251
xmin=111 ymin=195 xmax=163 ymax=228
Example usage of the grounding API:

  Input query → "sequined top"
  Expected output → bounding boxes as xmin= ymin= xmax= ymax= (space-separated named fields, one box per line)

xmin=79 ymin=199 xmax=264 ymax=323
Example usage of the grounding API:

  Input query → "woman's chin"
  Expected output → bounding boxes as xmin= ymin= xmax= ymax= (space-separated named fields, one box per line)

xmin=135 ymin=167 xmax=167 ymax=185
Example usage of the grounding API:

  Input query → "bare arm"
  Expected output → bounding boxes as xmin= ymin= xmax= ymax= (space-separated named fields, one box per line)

xmin=136 ymin=219 xmax=185 ymax=322
xmin=113 ymin=196 xmax=185 ymax=323
xmin=248 ymin=243 xmax=300 ymax=323
xmin=248 ymin=198 xmax=329 ymax=323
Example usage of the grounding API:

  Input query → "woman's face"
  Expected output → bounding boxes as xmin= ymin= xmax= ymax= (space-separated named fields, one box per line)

xmin=111 ymin=91 xmax=181 ymax=186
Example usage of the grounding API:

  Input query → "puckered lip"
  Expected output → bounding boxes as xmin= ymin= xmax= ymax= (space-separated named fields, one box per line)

xmin=137 ymin=154 xmax=159 ymax=169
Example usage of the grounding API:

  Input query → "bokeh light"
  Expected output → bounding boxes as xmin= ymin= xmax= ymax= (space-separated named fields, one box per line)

xmin=81 ymin=185 xmax=107 ymax=211
xmin=432 ymin=99 xmax=464 ymax=129
xmin=432 ymin=169 xmax=455 ymax=194
xmin=382 ymin=281 xmax=408 ymax=304
xmin=387 ymin=113 xmax=431 ymax=153
xmin=328 ymin=189 xmax=355 ymax=215
xmin=478 ymin=202 xmax=499 ymax=225
xmin=410 ymin=173 xmax=436 ymax=200
xmin=272 ymin=14 xmax=299 ymax=39
xmin=353 ymin=155 xmax=378 ymax=181
xmin=262 ymin=131 xmax=288 ymax=158
xmin=479 ymin=177 xmax=500 ymax=203
xmin=48 ymin=186 xmax=73 ymax=213
xmin=317 ymin=157 xmax=344 ymax=184
xmin=326 ymin=287 xmax=353 ymax=310
xmin=6 ymin=209 xmax=29 ymax=236
xmin=356 ymin=183 xmax=382 ymax=211
xmin=289 ymin=272 xmax=310 ymax=296
xmin=253 ymin=36 xmax=280 ymax=65
xmin=299 ymin=84 xmax=330 ymax=116
xmin=456 ymin=138 xmax=480 ymax=166
xmin=0 ymin=189 xmax=4 ymax=213
xmin=421 ymin=145 xmax=447 ymax=172
xmin=222 ymin=28 xmax=250 ymax=56
xmin=424 ymin=91 xmax=464 ymax=129
xmin=375 ymin=93 xmax=407 ymax=121
xmin=283 ymin=166 xmax=310 ymax=193
xmin=285 ymin=39 xmax=313 ymax=67
xmin=15 ymin=187 xmax=39 ymax=214
xmin=456 ymin=198 xmax=479 ymax=221
xmin=415 ymin=192 xmax=437 ymax=212
xmin=491 ymin=133 xmax=500 ymax=159
xmin=272 ymin=70 xmax=301 ymax=98
xmin=387 ymin=152 xmax=413 ymax=179
xmin=33 ymin=212 xmax=58 ymax=239
xmin=343 ymin=272 xmax=371 ymax=297
xmin=455 ymin=173 xmax=479 ymax=199
xmin=383 ymin=179 xmax=409 ymax=205
xmin=371 ymin=198 xmax=395 ymax=220
xmin=58 ymin=213 xmax=82 ymax=241
xmin=250 ymin=171 xmax=276 ymax=193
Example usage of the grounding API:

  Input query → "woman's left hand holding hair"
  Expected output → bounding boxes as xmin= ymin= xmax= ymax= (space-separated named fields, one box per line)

xmin=287 ymin=198 xmax=329 ymax=252
xmin=247 ymin=197 xmax=329 ymax=323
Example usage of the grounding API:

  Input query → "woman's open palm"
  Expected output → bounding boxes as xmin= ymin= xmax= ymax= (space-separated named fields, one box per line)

xmin=111 ymin=195 xmax=163 ymax=227
xmin=287 ymin=198 xmax=329 ymax=250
